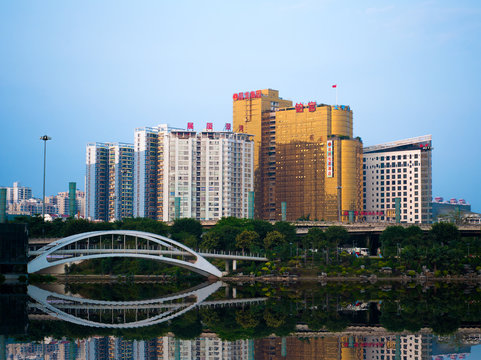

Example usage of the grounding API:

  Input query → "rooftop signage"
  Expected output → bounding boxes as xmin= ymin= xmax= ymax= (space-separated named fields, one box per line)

xmin=233 ymin=90 xmax=262 ymax=101
xmin=296 ymin=102 xmax=317 ymax=113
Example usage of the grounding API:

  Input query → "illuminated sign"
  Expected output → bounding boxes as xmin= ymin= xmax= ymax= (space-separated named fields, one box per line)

xmin=308 ymin=101 xmax=316 ymax=112
xmin=343 ymin=211 xmax=385 ymax=216
xmin=233 ymin=90 xmax=262 ymax=101
xmin=385 ymin=209 xmax=395 ymax=217
xmin=419 ymin=143 xmax=431 ymax=150
xmin=187 ymin=122 xmax=194 ymax=130
xmin=295 ymin=103 xmax=304 ymax=113
xmin=326 ymin=140 xmax=334 ymax=177
xmin=333 ymin=105 xmax=351 ymax=111
xmin=342 ymin=342 xmax=385 ymax=348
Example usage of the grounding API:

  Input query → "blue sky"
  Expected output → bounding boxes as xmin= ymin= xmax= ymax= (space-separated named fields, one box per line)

xmin=1 ymin=0 xmax=480 ymax=212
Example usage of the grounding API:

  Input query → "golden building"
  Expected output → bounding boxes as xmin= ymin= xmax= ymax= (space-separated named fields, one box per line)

xmin=233 ymin=89 xmax=292 ymax=219
xmin=233 ymin=89 xmax=362 ymax=222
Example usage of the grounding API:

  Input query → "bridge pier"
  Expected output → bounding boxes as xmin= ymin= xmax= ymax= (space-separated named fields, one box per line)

xmin=224 ymin=259 xmax=237 ymax=273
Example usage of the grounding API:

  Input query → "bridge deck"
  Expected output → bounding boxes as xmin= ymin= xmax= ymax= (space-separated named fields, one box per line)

xmin=29 ymin=248 xmax=267 ymax=261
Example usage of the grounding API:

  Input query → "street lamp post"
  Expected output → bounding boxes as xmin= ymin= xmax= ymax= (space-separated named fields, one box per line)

xmin=40 ymin=135 xmax=52 ymax=221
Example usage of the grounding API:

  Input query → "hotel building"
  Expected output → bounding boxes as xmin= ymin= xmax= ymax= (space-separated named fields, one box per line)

xmin=134 ymin=125 xmax=254 ymax=221
xmin=363 ymin=135 xmax=433 ymax=223
xmin=233 ymin=89 xmax=363 ymax=221
xmin=86 ymin=142 xmax=134 ymax=221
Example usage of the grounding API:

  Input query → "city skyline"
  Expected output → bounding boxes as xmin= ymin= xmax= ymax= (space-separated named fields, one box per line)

xmin=1 ymin=1 xmax=480 ymax=212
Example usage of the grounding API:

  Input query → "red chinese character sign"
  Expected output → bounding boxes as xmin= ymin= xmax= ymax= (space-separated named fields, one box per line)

xmin=225 ymin=123 xmax=231 ymax=131
xmin=206 ymin=123 xmax=213 ymax=131
xmin=308 ymin=101 xmax=316 ymax=112
xmin=295 ymin=103 xmax=304 ymax=113
xmin=326 ymin=140 xmax=334 ymax=177
xmin=233 ymin=90 xmax=262 ymax=101
xmin=187 ymin=122 xmax=194 ymax=131
xmin=239 ymin=125 xmax=244 ymax=132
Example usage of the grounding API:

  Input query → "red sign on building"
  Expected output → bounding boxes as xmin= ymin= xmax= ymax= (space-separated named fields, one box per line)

xmin=233 ymin=90 xmax=262 ymax=101
xmin=295 ymin=103 xmax=304 ymax=113
xmin=308 ymin=101 xmax=316 ymax=112
xmin=239 ymin=125 xmax=244 ymax=132
xmin=225 ymin=123 xmax=231 ymax=131
xmin=187 ymin=122 xmax=194 ymax=130
xmin=206 ymin=123 xmax=213 ymax=131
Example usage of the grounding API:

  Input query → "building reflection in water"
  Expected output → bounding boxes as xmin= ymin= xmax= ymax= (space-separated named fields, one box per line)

xmin=4 ymin=332 xmax=477 ymax=359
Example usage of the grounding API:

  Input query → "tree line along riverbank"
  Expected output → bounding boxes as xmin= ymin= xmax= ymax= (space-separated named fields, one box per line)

xmin=5 ymin=215 xmax=479 ymax=279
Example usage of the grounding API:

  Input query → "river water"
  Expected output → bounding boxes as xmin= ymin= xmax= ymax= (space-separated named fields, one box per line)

xmin=2 ymin=279 xmax=481 ymax=359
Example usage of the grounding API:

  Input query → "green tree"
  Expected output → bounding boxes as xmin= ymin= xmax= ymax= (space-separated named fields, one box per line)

xmin=264 ymin=231 xmax=286 ymax=250
xmin=247 ymin=219 xmax=274 ymax=241
xmin=324 ymin=226 xmax=349 ymax=247
xmin=403 ymin=225 xmax=423 ymax=247
xmin=171 ymin=218 xmax=203 ymax=240
xmin=304 ymin=228 xmax=325 ymax=250
xmin=62 ymin=218 xmax=99 ymax=236
xmin=430 ymin=222 xmax=460 ymax=246
xmin=380 ymin=226 xmax=406 ymax=257
xmin=200 ymin=231 xmax=221 ymax=250
xmin=235 ymin=230 xmax=260 ymax=254
xmin=120 ymin=217 xmax=168 ymax=235
xmin=273 ymin=221 xmax=297 ymax=244
xmin=171 ymin=311 xmax=203 ymax=339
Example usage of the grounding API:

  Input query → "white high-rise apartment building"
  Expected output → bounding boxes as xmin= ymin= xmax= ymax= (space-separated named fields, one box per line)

xmin=134 ymin=124 xmax=254 ymax=221
xmin=363 ymin=135 xmax=432 ymax=224
xmin=162 ymin=336 xmax=252 ymax=360
xmin=4 ymin=182 xmax=32 ymax=205
xmin=195 ymin=131 xmax=253 ymax=220
xmin=362 ymin=334 xmax=433 ymax=360
xmin=86 ymin=142 xmax=134 ymax=221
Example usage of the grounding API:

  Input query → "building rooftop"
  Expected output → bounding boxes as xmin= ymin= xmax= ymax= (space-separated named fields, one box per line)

xmin=364 ymin=135 xmax=432 ymax=153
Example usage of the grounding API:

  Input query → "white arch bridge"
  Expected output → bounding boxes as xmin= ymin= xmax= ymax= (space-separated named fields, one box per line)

xmin=28 ymin=281 xmax=267 ymax=328
xmin=28 ymin=230 xmax=267 ymax=278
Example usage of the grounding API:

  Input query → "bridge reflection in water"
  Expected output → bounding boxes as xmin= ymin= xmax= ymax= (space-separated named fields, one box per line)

xmin=28 ymin=281 xmax=266 ymax=329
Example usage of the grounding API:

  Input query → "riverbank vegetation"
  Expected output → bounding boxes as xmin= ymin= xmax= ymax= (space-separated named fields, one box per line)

xmin=13 ymin=216 xmax=480 ymax=277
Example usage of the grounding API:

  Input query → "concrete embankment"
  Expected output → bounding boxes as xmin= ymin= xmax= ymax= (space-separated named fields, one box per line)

xmin=223 ymin=274 xmax=481 ymax=284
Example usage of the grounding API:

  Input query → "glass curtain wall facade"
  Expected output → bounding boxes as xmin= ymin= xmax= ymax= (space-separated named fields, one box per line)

xmin=233 ymin=89 xmax=293 ymax=219
xmin=275 ymin=104 xmax=363 ymax=222
xmin=233 ymin=89 xmax=363 ymax=222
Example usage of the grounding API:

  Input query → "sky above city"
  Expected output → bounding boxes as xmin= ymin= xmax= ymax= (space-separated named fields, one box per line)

xmin=1 ymin=0 xmax=480 ymax=212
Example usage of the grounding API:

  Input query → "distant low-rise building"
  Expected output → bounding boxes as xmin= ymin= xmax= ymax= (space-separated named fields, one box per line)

xmin=431 ymin=197 xmax=471 ymax=222
xmin=7 ymin=198 xmax=58 ymax=217
xmin=1 ymin=182 xmax=32 ymax=205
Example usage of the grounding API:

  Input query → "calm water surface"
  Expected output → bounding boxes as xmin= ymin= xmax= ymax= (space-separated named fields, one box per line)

xmin=2 ymin=280 xmax=481 ymax=359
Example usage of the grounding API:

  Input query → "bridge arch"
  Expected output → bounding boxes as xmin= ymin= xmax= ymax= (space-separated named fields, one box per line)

xmin=28 ymin=230 xmax=223 ymax=278
xmin=28 ymin=282 xmax=222 ymax=328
